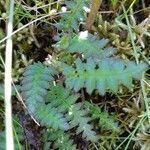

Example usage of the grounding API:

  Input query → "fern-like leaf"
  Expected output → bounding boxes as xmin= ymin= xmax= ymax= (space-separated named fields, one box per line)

xmin=56 ymin=0 xmax=89 ymax=31
xmin=63 ymin=58 xmax=147 ymax=95
xmin=43 ymin=129 xmax=76 ymax=150
xmin=21 ymin=62 xmax=55 ymax=114
xmin=67 ymin=103 xmax=98 ymax=141
xmin=55 ymin=31 xmax=116 ymax=59
xmin=34 ymin=104 xmax=69 ymax=130
xmin=46 ymin=85 xmax=98 ymax=142
xmin=84 ymin=102 xmax=120 ymax=132
xmin=21 ymin=63 xmax=70 ymax=130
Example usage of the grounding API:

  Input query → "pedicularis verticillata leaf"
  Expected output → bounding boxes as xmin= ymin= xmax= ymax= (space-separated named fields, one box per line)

xmin=46 ymin=85 xmax=98 ymax=141
xmin=63 ymin=58 xmax=147 ymax=95
xmin=21 ymin=62 xmax=55 ymax=114
xmin=66 ymin=31 xmax=116 ymax=58
xmin=20 ymin=0 xmax=149 ymax=147
xmin=84 ymin=102 xmax=120 ymax=132
xmin=35 ymin=104 xmax=69 ymax=130
xmin=44 ymin=129 xmax=77 ymax=150
xmin=56 ymin=0 xmax=90 ymax=32
xmin=21 ymin=63 xmax=69 ymax=130
xmin=55 ymin=31 xmax=116 ymax=59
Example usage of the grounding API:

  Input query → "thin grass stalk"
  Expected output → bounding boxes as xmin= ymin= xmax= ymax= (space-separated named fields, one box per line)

xmin=4 ymin=0 xmax=15 ymax=150
xmin=0 ymin=11 xmax=67 ymax=44
xmin=122 ymin=5 xmax=150 ymax=123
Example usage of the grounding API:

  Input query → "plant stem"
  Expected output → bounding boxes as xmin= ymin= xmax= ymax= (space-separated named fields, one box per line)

xmin=5 ymin=0 xmax=15 ymax=150
xmin=86 ymin=0 xmax=102 ymax=31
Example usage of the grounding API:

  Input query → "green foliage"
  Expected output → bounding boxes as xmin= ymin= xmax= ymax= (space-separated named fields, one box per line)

xmin=21 ymin=63 xmax=69 ymax=130
xmin=0 ymin=0 xmax=148 ymax=149
xmin=35 ymin=104 xmax=69 ymax=130
xmin=63 ymin=57 xmax=147 ymax=95
xmin=85 ymin=102 xmax=119 ymax=132
xmin=21 ymin=65 xmax=98 ymax=140
xmin=56 ymin=0 xmax=90 ymax=31
xmin=21 ymin=51 xmax=147 ymax=146
xmin=46 ymin=85 xmax=98 ymax=141
xmin=56 ymin=31 xmax=116 ymax=59
xmin=43 ymin=129 xmax=76 ymax=150
xmin=19 ymin=0 xmax=149 ymax=149
xmin=21 ymin=62 xmax=55 ymax=114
